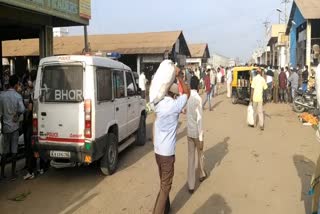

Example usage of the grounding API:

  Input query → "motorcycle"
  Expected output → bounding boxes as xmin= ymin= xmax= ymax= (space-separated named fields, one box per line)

xmin=293 ymin=89 xmax=318 ymax=113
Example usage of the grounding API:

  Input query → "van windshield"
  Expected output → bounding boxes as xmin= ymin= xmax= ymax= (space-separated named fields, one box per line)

xmin=41 ymin=64 xmax=83 ymax=103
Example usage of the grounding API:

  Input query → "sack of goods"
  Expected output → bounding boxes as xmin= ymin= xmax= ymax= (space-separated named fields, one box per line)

xmin=247 ymin=104 xmax=254 ymax=126
xmin=149 ymin=60 xmax=176 ymax=105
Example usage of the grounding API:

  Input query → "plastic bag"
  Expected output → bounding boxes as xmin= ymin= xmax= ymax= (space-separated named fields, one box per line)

xmin=247 ymin=104 xmax=254 ymax=126
xmin=149 ymin=60 xmax=176 ymax=104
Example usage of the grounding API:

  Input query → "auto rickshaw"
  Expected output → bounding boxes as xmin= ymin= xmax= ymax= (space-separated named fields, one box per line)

xmin=231 ymin=66 xmax=259 ymax=104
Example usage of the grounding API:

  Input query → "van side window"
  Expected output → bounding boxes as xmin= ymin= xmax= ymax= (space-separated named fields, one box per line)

xmin=125 ymin=72 xmax=137 ymax=96
xmin=113 ymin=70 xmax=125 ymax=98
xmin=96 ymin=68 xmax=112 ymax=101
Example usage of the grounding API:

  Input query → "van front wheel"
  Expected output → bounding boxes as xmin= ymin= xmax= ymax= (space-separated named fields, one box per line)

xmin=100 ymin=133 xmax=118 ymax=176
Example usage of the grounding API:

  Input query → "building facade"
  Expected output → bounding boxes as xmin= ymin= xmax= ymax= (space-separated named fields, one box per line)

xmin=186 ymin=43 xmax=210 ymax=68
xmin=286 ymin=0 xmax=320 ymax=70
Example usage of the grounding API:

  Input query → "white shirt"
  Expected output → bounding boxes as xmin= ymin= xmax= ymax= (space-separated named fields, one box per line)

xmin=217 ymin=72 xmax=222 ymax=83
xmin=226 ymin=69 xmax=232 ymax=84
xmin=195 ymin=70 xmax=201 ymax=80
xmin=154 ymin=95 xmax=188 ymax=156
xmin=266 ymin=75 xmax=273 ymax=84
xmin=139 ymin=73 xmax=147 ymax=91
xmin=187 ymin=90 xmax=203 ymax=141
xmin=210 ymin=70 xmax=216 ymax=85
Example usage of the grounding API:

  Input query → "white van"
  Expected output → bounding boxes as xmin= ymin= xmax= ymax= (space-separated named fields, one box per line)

xmin=33 ymin=55 xmax=146 ymax=175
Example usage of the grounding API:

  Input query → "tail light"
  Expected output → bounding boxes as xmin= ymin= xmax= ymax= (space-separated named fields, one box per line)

xmin=84 ymin=99 xmax=92 ymax=138
xmin=32 ymin=113 xmax=38 ymax=136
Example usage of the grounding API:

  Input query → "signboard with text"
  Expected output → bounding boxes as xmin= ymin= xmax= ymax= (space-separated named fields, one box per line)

xmin=0 ymin=0 xmax=91 ymax=25
xmin=79 ymin=0 xmax=91 ymax=19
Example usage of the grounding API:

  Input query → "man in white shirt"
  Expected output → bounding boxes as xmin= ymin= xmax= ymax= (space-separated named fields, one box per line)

xmin=251 ymin=69 xmax=268 ymax=130
xmin=210 ymin=69 xmax=217 ymax=98
xmin=216 ymin=68 xmax=222 ymax=95
xmin=226 ymin=68 xmax=233 ymax=98
xmin=139 ymin=71 xmax=147 ymax=99
xmin=153 ymin=68 xmax=190 ymax=214
xmin=187 ymin=76 xmax=207 ymax=194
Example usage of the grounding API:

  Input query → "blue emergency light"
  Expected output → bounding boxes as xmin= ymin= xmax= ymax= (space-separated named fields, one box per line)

xmin=106 ymin=52 xmax=121 ymax=60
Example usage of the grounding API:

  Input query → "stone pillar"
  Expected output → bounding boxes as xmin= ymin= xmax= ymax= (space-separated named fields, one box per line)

xmin=137 ymin=55 xmax=141 ymax=75
xmin=10 ymin=59 xmax=14 ymax=75
xmin=84 ymin=25 xmax=89 ymax=53
xmin=280 ymin=46 xmax=286 ymax=68
xmin=272 ymin=44 xmax=276 ymax=66
xmin=306 ymin=20 xmax=312 ymax=69
xmin=39 ymin=26 xmax=53 ymax=59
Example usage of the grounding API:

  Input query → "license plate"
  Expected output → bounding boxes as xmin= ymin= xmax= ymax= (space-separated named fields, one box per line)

xmin=50 ymin=151 xmax=71 ymax=158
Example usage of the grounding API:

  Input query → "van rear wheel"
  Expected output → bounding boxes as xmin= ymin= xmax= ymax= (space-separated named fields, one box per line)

xmin=100 ymin=133 xmax=118 ymax=176
xmin=136 ymin=115 xmax=146 ymax=146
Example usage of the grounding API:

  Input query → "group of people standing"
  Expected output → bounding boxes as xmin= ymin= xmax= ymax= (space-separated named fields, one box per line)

xmin=0 ymin=72 xmax=48 ymax=182
xmin=264 ymin=65 xmax=310 ymax=104
xmin=182 ymin=66 xmax=232 ymax=111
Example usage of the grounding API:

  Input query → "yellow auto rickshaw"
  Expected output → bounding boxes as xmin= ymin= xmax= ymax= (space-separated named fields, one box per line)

xmin=231 ymin=66 xmax=259 ymax=104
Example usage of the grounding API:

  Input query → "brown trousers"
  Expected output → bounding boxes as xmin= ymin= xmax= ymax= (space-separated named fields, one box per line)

xmin=153 ymin=154 xmax=175 ymax=214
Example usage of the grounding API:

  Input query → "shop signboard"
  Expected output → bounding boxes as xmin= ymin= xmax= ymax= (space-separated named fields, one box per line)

xmin=0 ymin=0 xmax=91 ymax=24
xmin=79 ymin=0 xmax=91 ymax=19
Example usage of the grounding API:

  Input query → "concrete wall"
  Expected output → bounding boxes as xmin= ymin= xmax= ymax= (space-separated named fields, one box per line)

xmin=209 ymin=53 xmax=230 ymax=69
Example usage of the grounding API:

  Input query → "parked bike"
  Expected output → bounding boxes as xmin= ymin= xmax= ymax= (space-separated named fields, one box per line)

xmin=293 ymin=89 xmax=318 ymax=113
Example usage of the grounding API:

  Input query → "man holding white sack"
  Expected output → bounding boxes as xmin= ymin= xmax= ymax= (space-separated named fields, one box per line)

xmin=250 ymin=68 xmax=267 ymax=131
xmin=153 ymin=66 xmax=190 ymax=214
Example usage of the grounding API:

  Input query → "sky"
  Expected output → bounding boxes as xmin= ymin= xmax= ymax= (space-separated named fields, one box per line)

xmin=69 ymin=0 xmax=292 ymax=61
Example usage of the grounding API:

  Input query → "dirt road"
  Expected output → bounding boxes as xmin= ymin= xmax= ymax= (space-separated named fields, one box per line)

xmin=1 ymin=89 xmax=319 ymax=214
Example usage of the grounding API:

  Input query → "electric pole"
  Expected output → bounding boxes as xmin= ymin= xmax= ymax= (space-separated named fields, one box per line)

xmin=282 ymin=0 xmax=291 ymax=24
xmin=263 ymin=20 xmax=270 ymax=34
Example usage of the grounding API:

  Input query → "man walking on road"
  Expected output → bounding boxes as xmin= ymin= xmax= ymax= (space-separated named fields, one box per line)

xmin=210 ymin=69 xmax=217 ymax=98
xmin=0 ymin=75 xmax=25 ymax=180
xmin=216 ymin=68 xmax=222 ymax=95
xmin=202 ymin=70 xmax=212 ymax=111
xmin=153 ymin=67 xmax=190 ymax=214
xmin=187 ymin=76 xmax=207 ymax=194
xmin=251 ymin=69 xmax=267 ymax=131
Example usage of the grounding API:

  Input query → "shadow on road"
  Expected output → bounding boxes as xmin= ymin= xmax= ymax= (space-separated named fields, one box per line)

xmin=171 ymin=137 xmax=230 ymax=213
xmin=293 ymin=154 xmax=315 ymax=214
xmin=212 ymin=100 xmax=223 ymax=109
xmin=205 ymin=137 xmax=230 ymax=177
xmin=0 ymin=165 xmax=104 ymax=214
xmin=194 ymin=194 xmax=232 ymax=214
xmin=118 ymin=118 xmax=154 ymax=171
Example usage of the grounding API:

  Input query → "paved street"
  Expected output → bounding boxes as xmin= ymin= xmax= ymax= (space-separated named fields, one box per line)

xmin=1 ymin=87 xmax=319 ymax=214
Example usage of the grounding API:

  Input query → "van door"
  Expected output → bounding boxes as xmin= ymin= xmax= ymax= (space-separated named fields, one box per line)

xmin=95 ymin=67 xmax=114 ymax=140
xmin=113 ymin=70 xmax=127 ymax=141
xmin=125 ymin=71 xmax=140 ymax=135
xmin=38 ymin=63 xmax=85 ymax=143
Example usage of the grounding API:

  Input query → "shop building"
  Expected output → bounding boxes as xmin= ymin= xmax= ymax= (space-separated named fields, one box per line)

xmin=3 ymin=30 xmax=190 ymax=82
xmin=286 ymin=0 xmax=320 ymax=70
xmin=267 ymin=24 xmax=288 ymax=68
xmin=0 ymin=0 xmax=91 ymax=82
xmin=186 ymin=43 xmax=210 ymax=68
